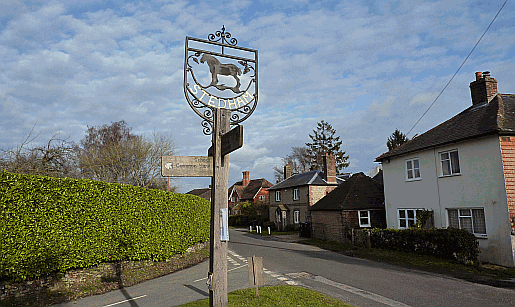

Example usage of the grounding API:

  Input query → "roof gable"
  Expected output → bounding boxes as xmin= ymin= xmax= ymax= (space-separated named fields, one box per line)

xmin=269 ymin=170 xmax=341 ymax=190
xmin=240 ymin=178 xmax=273 ymax=200
xmin=309 ymin=172 xmax=384 ymax=211
xmin=376 ymin=94 xmax=515 ymax=161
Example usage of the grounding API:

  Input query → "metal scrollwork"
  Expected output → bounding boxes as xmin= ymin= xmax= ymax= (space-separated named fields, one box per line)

xmin=184 ymin=26 xmax=258 ymax=134
xmin=208 ymin=25 xmax=237 ymax=46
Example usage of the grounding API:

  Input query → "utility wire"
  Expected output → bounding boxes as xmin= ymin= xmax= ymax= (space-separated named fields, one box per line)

xmin=406 ymin=0 xmax=508 ymax=137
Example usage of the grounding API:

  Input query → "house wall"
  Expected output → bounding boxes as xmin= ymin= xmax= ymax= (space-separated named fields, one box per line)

xmin=382 ymin=135 xmax=514 ymax=267
xmin=311 ymin=211 xmax=344 ymax=242
xmin=309 ymin=185 xmax=337 ymax=206
xmin=268 ymin=186 xmax=310 ymax=226
xmin=499 ymin=136 xmax=515 ymax=230
xmin=311 ymin=209 xmax=386 ymax=243
xmin=253 ymin=187 xmax=270 ymax=204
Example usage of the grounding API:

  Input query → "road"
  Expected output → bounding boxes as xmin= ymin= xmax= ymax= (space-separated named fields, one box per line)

xmin=54 ymin=228 xmax=515 ymax=307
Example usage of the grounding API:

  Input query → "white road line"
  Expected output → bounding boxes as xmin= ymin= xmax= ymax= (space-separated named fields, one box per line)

xmin=103 ymin=295 xmax=147 ymax=307
xmin=193 ymin=264 xmax=248 ymax=282
xmin=285 ymin=280 xmax=299 ymax=285
xmin=277 ymin=277 xmax=288 ymax=281
xmin=313 ymin=276 xmax=412 ymax=307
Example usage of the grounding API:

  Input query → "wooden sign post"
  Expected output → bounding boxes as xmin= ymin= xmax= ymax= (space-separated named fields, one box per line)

xmin=183 ymin=26 xmax=258 ymax=307
xmin=247 ymin=256 xmax=264 ymax=298
xmin=209 ymin=108 xmax=230 ymax=307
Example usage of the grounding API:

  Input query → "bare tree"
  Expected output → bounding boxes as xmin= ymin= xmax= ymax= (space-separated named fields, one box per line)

xmin=76 ymin=121 xmax=176 ymax=190
xmin=273 ymin=146 xmax=311 ymax=181
xmin=1 ymin=125 xmax=79 ymax=178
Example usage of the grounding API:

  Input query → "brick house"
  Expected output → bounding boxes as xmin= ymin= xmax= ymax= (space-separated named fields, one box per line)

xmin=309 ymin=172 xmax=386 ymax=243
xmin=228 ymin=171 xmax=273 ymax=215
xmin=268 ymin=154 xmax=343 ymax=230
xmin=375 ymin=71 xmax=515 ymax=267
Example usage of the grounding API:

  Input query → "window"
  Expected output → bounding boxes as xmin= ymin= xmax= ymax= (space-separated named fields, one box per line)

xmin=406 ymin=158 xmax=421 ymax=180
xmin=358 ymin=210 xmax=371 ymax=227
xmin=275 ymin=191 xmax=281 ymax=202
xmin=440 ymin=150 xmax=460 ymax=176
xmin=398 ymin=209 xmax=422 ymax=228
xmin=448 ymin=208 xmax=486 ymax=235
xmin=293 ymin=188 xmax=299 ymax=200
xmin=294 ymin=211 xmax=300 ymax=224
xmin=258 ymin=195 xmax=265 ymax=201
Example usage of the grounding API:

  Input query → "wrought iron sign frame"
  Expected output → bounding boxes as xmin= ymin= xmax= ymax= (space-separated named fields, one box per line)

xmin=184 ymin=26 xmax=258 ymax=135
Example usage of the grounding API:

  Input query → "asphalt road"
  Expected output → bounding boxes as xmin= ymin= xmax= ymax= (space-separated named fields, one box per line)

xmin=54 ymin=228 xmax=515 ymax=307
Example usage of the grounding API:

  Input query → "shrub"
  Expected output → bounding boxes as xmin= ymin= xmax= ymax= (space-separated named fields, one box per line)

xmin=370 ymin=228 xmax=479 ymax=264
xmin=0 ymin=170 xmax=210 ymax=281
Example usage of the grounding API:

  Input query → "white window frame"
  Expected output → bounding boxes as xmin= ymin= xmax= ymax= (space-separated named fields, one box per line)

xmin=275 ymin=191 xmax=281 ymax=202
xmin=294 ymin=210 xmax=300 ymax=224
xmin=447 ymin=208 xmax=487 ymax=237
xmin=293 ymin=188 xmax=299 ymax=200
xmin=258 ymin=195 xmax=265 ymax=201
xmin=440 ymin=149 xmax=461 ymax=176
xmin=358 ymin=210 xmax=371 ymax=227
xmin=405 ymin=158 xmax=421 ymax=181
xmin=398 ymin=208 xmax=423 ymax=229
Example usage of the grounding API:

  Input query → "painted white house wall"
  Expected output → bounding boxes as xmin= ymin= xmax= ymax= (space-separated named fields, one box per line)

xmin=382 ymin=135 xmax=515 ymax=267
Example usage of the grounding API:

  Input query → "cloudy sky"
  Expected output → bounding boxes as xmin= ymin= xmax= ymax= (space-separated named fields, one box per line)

xmin=1 ymin=0 xmax=514 ymax=193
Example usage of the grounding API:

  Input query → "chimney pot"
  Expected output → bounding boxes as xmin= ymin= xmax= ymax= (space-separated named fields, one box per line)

xmin=470 ymin=70 xmax=497 ymax=105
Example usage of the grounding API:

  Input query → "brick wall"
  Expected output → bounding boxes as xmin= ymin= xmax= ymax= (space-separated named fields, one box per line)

xmin=309 ymin=186 xmax=337 ymax=206
xmin=500 ymin=136 xmax=515 ymax=230
xmin=311 ymin=211 xmax=345 ymax=242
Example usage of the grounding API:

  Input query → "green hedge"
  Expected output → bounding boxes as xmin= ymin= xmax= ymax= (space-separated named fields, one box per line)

xmin=0 ymin=171 xmax=210 ymax=281
xmin=370 ymin=228 xmax=479 ymax=264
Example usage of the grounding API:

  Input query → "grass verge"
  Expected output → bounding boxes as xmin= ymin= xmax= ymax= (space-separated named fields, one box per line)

xmin=300 ymin=238 xmax=515 ymax=288
xmin=0 ymin=242 xmax=210 ymax=307
xmin=178 ymin=285 xmax=353 ymax=307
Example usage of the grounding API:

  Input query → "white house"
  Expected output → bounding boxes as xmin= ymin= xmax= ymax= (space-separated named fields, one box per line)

xmin=375 ymin=71 xmax=515 ymax=267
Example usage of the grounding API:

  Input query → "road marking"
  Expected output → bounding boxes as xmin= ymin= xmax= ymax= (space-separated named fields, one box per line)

xmin=285 ymin=280 xmax=299 ymax=285
xmin=193 ymin=264 xmax=248 ymax=282
xmin=103 ymin=295 xmax=147 ymax=307
xmin=313 ymin=276 xmax=412 ymax=307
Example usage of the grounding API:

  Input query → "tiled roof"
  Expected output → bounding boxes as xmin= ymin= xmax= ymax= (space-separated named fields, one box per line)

xmin=241 ymin=179 xmax=273 ymax=200
xmin=228 ymin=178 xmax=273 ymax=201
xmin=268 ymin=170 xmax=342 ymax=191
xmin=309 ymin=172 xmax=384 ymax=211
xmin=186 ymin=188 xmax=211 ymax=200
xmin=376 ymin=94 xmax=515 ymax=161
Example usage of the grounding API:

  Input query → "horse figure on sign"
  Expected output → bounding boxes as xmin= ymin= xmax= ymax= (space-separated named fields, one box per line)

xmin=200 ymin=54 xmax=242 ymax=93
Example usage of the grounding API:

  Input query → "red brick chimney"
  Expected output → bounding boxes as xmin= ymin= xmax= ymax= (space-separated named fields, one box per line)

xmin=242 ymin=171 xmax=250 ymax=186
xmin=284 ymin=164 xmax=292 ymax=180
xmin=470 ymin=71 xmax=497 ymax=106
xmin=323 ymin=153 xmax=336 ymax=184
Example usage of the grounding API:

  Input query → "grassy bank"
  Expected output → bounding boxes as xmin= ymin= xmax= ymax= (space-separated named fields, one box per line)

xmin=179 ymin=285 xmax=353 ymax=307
xmin=300 ymin=238 xmax=515 ymax=288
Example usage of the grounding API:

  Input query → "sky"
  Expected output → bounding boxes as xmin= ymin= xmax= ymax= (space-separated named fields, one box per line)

xmin=1 ymin=0 xmax=514 ymax=193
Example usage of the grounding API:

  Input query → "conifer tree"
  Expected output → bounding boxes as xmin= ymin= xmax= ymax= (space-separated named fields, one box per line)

xmin=387 ymin=128 xmax=410 ymax=151
xmin=305 ymin=120 xmax=349 ymax=174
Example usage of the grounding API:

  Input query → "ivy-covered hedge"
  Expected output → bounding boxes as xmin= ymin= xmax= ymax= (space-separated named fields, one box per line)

xmin=370 ymin=228 xmax=480 ymax=264
xmin=0 ymin=171 xmax=210 ymax=281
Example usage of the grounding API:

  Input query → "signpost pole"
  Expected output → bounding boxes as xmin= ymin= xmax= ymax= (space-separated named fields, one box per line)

xmin=209 ymin=108 xmax=230 ymax=307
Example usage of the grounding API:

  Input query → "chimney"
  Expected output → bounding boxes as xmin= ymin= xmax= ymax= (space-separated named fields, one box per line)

xmin=284 ymin=164 xmax=292 ymax=180
xmin=323 ymin=153 xmax=336 ymax=184
xmin=242 ymin=171 xmax=250 ymax=186
xmin=470 ymin=71 xmax=497 ymax=105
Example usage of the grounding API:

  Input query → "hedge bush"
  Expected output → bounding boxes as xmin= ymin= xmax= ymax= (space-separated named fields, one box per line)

xmin=0 ymin=170 xmax=210 ymax=281
xmin=370 ymin=228 xmax=479 ymax=264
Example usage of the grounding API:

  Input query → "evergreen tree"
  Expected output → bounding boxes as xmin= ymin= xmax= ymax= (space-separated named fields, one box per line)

xmin=305 ymin=120 xmax=349 ymax=174
xmin=387 ymin=129 xmax=410 ymax=151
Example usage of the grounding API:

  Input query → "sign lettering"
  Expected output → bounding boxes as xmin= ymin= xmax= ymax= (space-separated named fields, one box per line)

xmin=161 ymin=156 xmax=213 ymax=177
